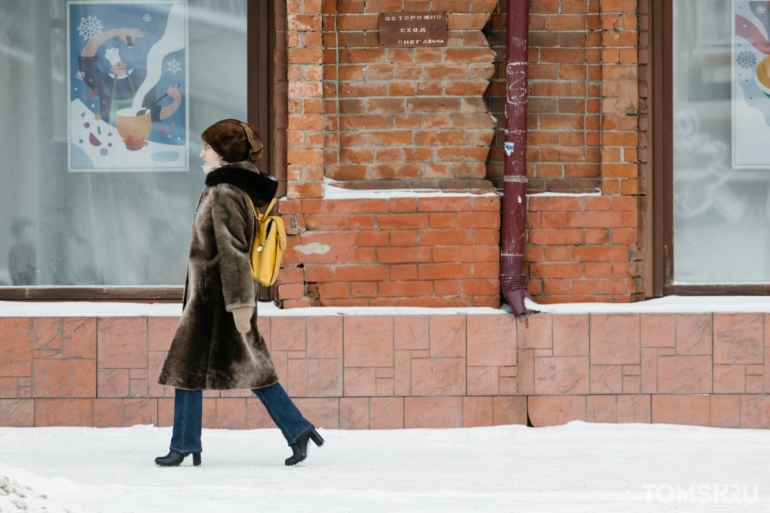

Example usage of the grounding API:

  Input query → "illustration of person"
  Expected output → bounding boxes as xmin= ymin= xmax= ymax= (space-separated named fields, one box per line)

xmin=8 ymin=218 xmax=36 ymax=286
xmin=78 ymin=28 xmax=181 ymax=126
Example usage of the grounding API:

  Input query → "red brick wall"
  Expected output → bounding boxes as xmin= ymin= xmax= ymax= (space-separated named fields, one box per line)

xmin=323 ymin=0 xmax=498 ymax=190
xmin=278 ymin=195 xmax=502 ymax=307
xmin=279 ymin=0 xmax=645 ymax=307
xmin=483 ymin=0 xmax=643 ymax=303
xmin=281 ymin=0 xmax=504 ymax=307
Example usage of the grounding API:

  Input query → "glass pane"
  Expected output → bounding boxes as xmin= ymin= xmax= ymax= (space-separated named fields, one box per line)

xmin=674 ymin=0 xmax=770 ymax=283
xmin=0 ymin=0 xmax=247 ymax=287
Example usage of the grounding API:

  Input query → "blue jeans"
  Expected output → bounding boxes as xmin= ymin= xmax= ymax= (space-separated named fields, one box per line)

xmin=169 ymin=383 xmax=314 ymax=455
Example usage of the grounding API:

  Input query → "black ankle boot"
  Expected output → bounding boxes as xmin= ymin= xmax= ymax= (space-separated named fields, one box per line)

xmin=155 ymin=451 xmax=202 ymax=467
xmin=285 ymin=428 xmax=324 ymax=466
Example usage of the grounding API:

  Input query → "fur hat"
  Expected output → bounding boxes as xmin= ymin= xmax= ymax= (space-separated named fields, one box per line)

xmin=201 ymin=119 xmax=263 ymax=163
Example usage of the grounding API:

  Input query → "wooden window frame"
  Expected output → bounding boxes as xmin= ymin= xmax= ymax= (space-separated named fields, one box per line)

xmin=653 ymin=0 xmax=770 ymax=295
xmin=0 ymin=0 xmax=276 ymax=302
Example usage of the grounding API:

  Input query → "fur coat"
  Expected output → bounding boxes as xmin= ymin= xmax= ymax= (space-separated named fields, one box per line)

xmin=158 ymin=161 xmax=280 ymax=390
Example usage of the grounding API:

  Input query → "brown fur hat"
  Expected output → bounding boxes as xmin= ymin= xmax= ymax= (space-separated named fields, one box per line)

xmin=201 ymin=119 xmax=263 ymax=163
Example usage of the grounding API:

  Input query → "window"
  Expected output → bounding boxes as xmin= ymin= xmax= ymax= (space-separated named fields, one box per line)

xmin=663 ymin=0 xmax=770 ymax=289
xmin=0 ymin=0 xmax=251 ymax=297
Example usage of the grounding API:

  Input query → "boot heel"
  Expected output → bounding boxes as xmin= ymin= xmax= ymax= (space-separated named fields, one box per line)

xmin=192 ymin=453 xmax=202 ymax=466
xmin=309 ymin=428 xmax=324 ymax=447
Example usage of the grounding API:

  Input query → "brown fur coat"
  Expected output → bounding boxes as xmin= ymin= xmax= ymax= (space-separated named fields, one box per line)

xmin=158 ymin=161 xmax=279 ymax=390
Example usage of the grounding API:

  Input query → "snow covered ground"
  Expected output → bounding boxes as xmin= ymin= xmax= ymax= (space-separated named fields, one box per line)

xmin=0 ymin=422 xmax=768 ymax=512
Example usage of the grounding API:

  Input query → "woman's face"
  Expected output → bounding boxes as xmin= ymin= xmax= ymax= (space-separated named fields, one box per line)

xmin=199 ymin=142 xmax=223 ymax=165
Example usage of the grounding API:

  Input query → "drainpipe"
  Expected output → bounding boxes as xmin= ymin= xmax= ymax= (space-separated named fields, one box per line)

xmin=500 ymin=0 xmax=533 ymax=316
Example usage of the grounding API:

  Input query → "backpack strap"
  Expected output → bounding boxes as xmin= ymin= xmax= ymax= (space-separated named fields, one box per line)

xmin=246 ymin=196 xmax=277 ymax=223
xmin=263 ymin=198 xmax=277 ymax=217
xmin=267 ymin=213 xmax=287 ymax=284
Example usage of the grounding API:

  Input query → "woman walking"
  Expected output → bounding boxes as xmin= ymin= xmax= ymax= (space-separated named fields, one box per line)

xmin=155 ymin=119 xmax=323 ymax=467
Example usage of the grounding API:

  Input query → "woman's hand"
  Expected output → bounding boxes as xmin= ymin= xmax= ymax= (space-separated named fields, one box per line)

xmin=232 ymin=306 xmax=253 ymax=333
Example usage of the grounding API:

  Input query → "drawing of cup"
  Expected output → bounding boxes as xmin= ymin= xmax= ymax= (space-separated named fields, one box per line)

xmin=116 ymin=108 xmax=152 ymax=151
xmin=755 ymin=56 xmax=770 ymax=98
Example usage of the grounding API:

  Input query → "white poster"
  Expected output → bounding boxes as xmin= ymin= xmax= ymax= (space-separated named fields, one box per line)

xmin=733 ymin=0 xmax=770 ymax=168
xmin=66 ymin=1 xmax=189 ymax=172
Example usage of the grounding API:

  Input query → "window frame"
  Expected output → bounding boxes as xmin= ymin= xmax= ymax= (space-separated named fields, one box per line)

xmin=0 ymin=0 xmax=277 ymax=302
xmin=653 ymin=0 xmax=770 ymax=295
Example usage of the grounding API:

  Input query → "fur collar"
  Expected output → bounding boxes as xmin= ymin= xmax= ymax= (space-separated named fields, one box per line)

xmin=205 ymin=161 xmax=277 ymax=204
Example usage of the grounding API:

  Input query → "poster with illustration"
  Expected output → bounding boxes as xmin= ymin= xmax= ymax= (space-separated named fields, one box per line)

xmin=732 ymin=1 xmax=770 ymax=168
xmin=66 ymin=1 xmax=188 ymax=172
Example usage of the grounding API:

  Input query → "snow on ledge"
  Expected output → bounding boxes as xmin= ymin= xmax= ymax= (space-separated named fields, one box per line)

xmin=528 ymin=189 xmax=602 ymax=197
xmin=526 ymin=295 xmax=770 ymax=314
xmin=317 ymin=177 xmax=499 ymax=199
xmin=2 ymin=295 xmax=769 ymax=318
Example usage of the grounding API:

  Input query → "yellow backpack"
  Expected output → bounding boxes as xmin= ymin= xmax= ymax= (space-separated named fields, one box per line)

xmin=246 ymin=197 xmax=286 ymax=287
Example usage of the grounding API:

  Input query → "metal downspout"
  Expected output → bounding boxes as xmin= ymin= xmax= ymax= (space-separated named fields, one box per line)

xmin=500 ymin=0 xmax=533 ymax=316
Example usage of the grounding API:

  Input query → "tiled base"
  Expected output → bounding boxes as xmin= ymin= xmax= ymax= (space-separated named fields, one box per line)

xmin=1 ymin=312 xmax=769 ymax=429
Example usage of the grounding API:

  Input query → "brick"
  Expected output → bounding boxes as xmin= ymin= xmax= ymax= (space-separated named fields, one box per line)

xmin=293 ymin=399 xmax=340 ymax=429
xmin=271 ymin=317 xmax=306 ymax=351
xmin=0 ymin=318 xmax=31 ymax=377
xmin=460 ymin=247 xmax=499 ymax=263
xmin=404 ymin=397 xmax=462 ymax=428
xmin=641 ymin=314 xmax=675 ymax=348
xmin=587 ymin=395 xmax=617 ymax=423
xmin=652 ymin=395 xmax=710 ymax=426
xmin=518 ymin=314 xmax=552 ymax=349
xmin=344 ymin=316 xmax=394 ymax=367
xmin=573 ymin=246 xmax=628 ymax=262
xmin=0 ymin=378 xmax=17 ymax=398
xmin=463 ymin=397 xmax=493 ymax=427
xmin=97 ymin=369 xmax=130 ymax=397
xmin=418 ymin=263 xmax=474 ymax=280
xmin=529 ymin=229 xmax=583 ymax=245
xmin=713 ymin=365 xmax=745 ymax=394
xmin=93 ymin=398 xmax=157 ymax=428
xmin=394 ymin=316 xmax=429 ymax=350
xmin=214 ymin=398 xmax=247 ymax=430
xmin=429 ymin=315 xmax=466 ymax=357
xmin=714 ymin=314 xmax=763 ymax=365
xmin=422 ymin=230 xmax=474 ymax=246
xmin=590 ymin=314 xmax=640 ymax=365
xmin=617 ymin=395 xmax=651 ymax=423
xmin=0 ymin=399 xmax=34 ymax=427
xmin=676 ymin=314 xmax=712 ymax=356
xmin=410 ymin=358 xmax=466 ymax=396
xmin=553 ymin=315 xmax=589 ymax=356
xmin=35 ymin=399 xmax=93 ymax=427
xmin=30 ymin=359 xmax=95 ymax=398
xmin=710 ymin=395 xmax=741 ymax=428
xmin=344 ymin=367 xmax=376 ymax=396
xmin=467 ymin=315 xmax=516 ymax=366
xmin=590 ymin=364 xmax=622 ymax=394
xmin=306 ymin=317 xmax=343 ymax=358
xmin=288 ymin=48 xmax=323 ymax=64
xmin=288 ymin=359 xmax=343 ymax=397
xmin=656 ymin=356 xmax=712 ymax=394
xmin=379 ymin=281 xmax=433 ymax=297
xmin=467 ymin=366 xmax=499 ymax=395
xmin=377 ymin=214 xmax=429 ymax=230
xmin=528 ymin=396 xmax=586 ymax=427
xmin=493 ymin=396 xmax=527 ymax=425
xmin=568 ymin=212 xmax=624 ymax=228
xmin=535 ymin=356 xmax=589 ymax=394
xmin=340 ymin=398 xmax=369 ymax=429
xmin=148 ymin=317 xmax=178 ymax=352
xmin=97 ymin=318 xmax=147 ymax=369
